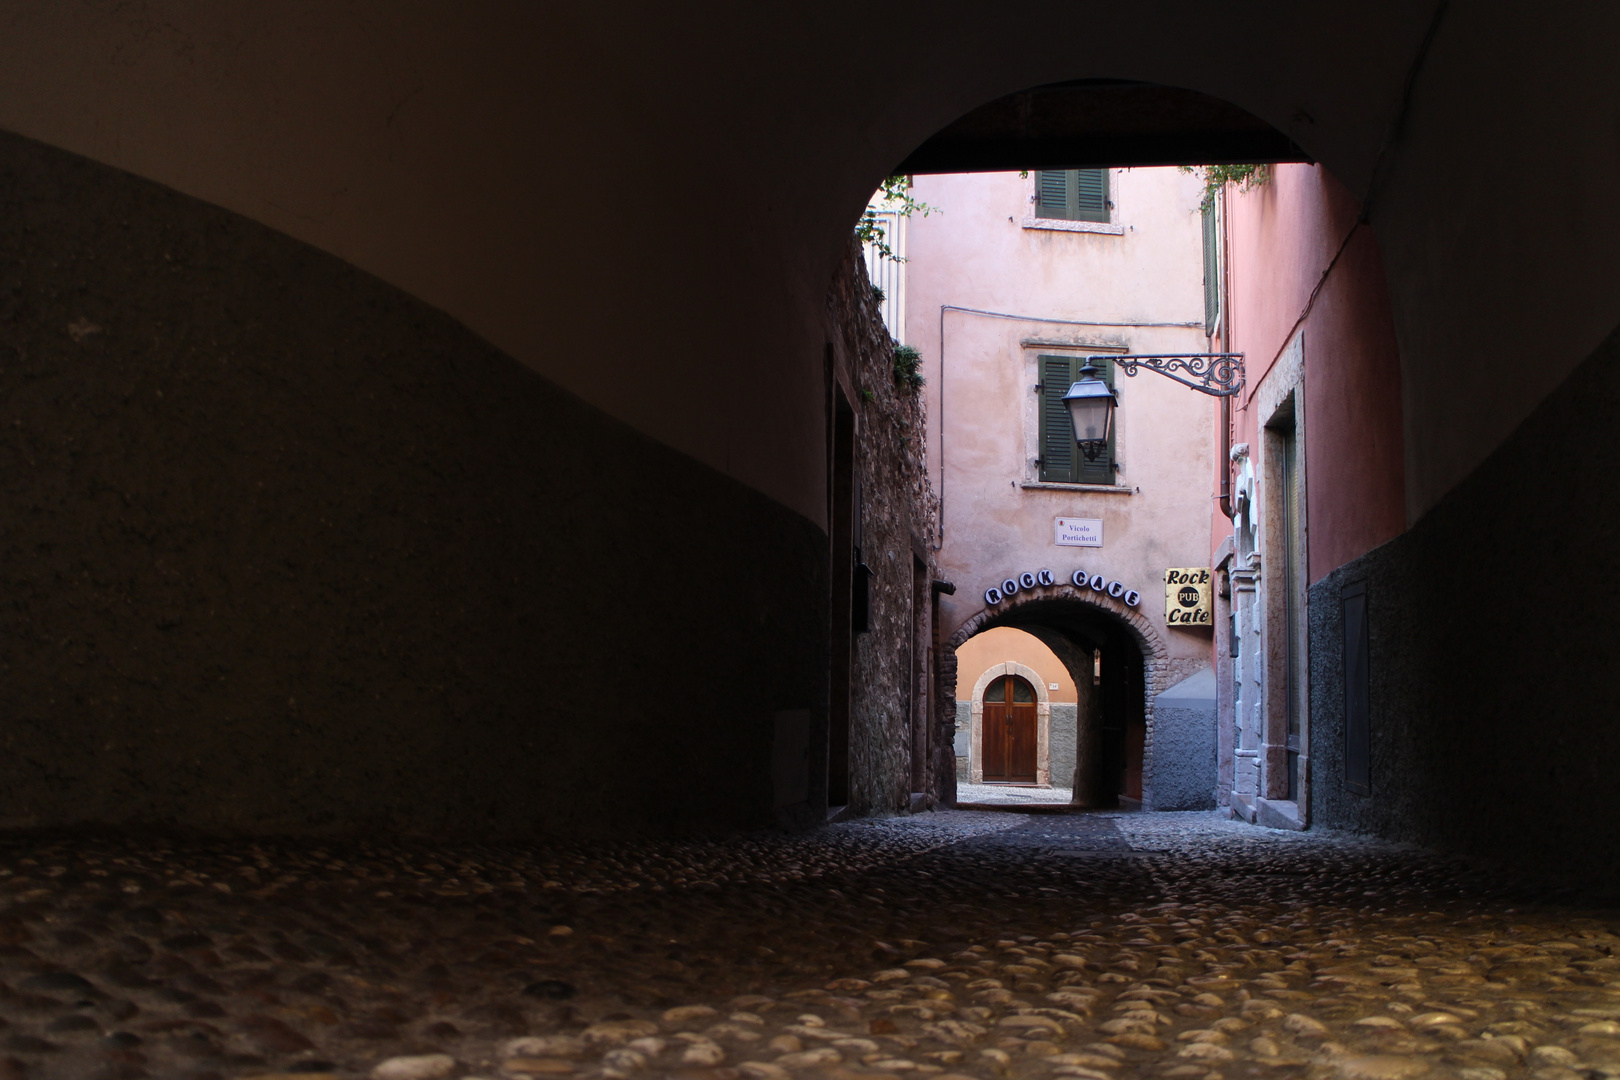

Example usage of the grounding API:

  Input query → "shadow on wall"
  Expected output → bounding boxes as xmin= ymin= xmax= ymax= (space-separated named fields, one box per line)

xmin=0 ymin=130 xmax=825 ymax=838
xmin=1309 ymin=320 xmax=1620 ymax=890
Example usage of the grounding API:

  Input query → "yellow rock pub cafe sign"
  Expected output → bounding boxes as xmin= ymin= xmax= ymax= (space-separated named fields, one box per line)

xmin=1164 ymin=568 xmax=1213 ymax=626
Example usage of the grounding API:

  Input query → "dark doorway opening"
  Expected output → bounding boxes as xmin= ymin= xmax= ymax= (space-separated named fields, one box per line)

xmin=1097 ymin=643 xmax=1147 ymax=807
xmin=828 ymin=386 xmax=855 ymax=811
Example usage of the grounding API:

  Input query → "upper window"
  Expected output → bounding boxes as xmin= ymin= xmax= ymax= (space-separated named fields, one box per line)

xmin=1038 ymin=354 xmax=1116 ymax=485
xmin=1035 ymin=169 xmax=1110 ymax=223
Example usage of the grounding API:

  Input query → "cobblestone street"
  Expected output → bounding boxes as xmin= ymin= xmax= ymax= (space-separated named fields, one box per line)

xmin=0 ymin=811 xmax=1614 ymax=1080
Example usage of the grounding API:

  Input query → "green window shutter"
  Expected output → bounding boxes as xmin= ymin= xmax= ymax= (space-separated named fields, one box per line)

xmin=1202 ymin=202 xmax=1220 ymax=335
xmin=1036 ymin=170 xmax=1070 ymax=219
xmin=1035 ymin=170 xmax=1110 ymax=222
xmin=1073 ymin=169 xmax=1109 ymax=222
xmin=1076 ymin=355 xmax=1116 ymax=484
xmin=1039 ymin=355 xmax=1117 ymax=484
xmin=1038 ymin=355 xmax=1076 ymax=483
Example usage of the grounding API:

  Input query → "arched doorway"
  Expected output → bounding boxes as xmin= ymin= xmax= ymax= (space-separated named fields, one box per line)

xmin=980 ymin=672 xmax=1038 ymax=783
xmin=942 ymin=584 xmax=1192 ymax=809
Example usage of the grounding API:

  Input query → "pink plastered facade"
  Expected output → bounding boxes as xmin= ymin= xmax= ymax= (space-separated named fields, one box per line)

xmin=1209 ymin=163 xmax=1406 ymax=827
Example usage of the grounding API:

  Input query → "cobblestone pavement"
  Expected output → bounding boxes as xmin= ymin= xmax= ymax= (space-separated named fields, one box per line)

xmin=0 ymin=811 xmax=1615 ymax=1080
xmin=953 ymin=786 xmax=1074 ymax=807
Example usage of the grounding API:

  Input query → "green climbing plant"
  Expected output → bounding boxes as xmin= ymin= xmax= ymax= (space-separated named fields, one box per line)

xmin=856 ymin=175 xmax=937 ymax=262
xmin=1180 ymin=164 xmax=1272 ymax=213
xmin=893 ymin=344 xmax=925 ymax=391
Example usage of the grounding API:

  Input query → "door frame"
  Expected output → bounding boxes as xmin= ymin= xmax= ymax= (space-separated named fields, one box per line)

xmin=968 ymin=662 xmax=1052 ymax=786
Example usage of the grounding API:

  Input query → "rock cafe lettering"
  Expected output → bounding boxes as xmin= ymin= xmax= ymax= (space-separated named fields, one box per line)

xmin=983 ymin=568 xmax=1141 ymax=609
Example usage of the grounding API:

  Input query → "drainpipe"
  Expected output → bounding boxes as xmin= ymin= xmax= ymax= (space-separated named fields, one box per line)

xmin=1216 ymin=185 xmax=1236 ymax=522
xmin=1218 ymin=395 xmax=1234 ymax=520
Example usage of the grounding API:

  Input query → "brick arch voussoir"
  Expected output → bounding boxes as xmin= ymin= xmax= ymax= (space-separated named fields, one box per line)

xmin=944 ymin=584 xmax=1168 ymax=666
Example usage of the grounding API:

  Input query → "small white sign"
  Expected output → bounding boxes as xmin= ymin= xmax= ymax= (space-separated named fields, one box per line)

xmin=1054 ymin=517 xmax=1103 ymax=548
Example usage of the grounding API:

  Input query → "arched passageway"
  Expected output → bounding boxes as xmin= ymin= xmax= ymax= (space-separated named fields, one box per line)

xmin=942 ymin=584 xmax=1204 ymax=810
xmin=0 ymin=1 xmax=1611 ymax=891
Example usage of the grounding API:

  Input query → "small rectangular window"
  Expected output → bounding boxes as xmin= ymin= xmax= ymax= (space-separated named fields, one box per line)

xmin=1034 ymin=169 xmax=1110 ymax=223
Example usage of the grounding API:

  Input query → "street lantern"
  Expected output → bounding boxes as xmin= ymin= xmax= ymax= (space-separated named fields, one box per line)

xmin=1062 ymin=361 xmax=1117 ymax=462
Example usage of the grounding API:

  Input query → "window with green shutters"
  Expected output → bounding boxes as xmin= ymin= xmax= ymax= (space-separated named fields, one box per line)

xmin=1202 ymin=201 xmax=1220 ymax=335
xmin=1035 ymin=169 xmax=1110 ymax=222
xmin=1038 ymin=354 xmax=1116 ymax=484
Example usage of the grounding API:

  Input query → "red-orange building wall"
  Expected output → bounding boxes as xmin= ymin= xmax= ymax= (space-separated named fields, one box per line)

xmin=1217 ymin=164 xmax=1406 ymax=583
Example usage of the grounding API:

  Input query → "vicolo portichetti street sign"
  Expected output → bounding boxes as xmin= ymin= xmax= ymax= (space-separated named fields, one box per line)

xmin=1054 ymin=517 xmax=1103 ymax=547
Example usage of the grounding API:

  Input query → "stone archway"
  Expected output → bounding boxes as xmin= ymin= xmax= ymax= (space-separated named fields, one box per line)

xmin=940 ymin=583 xmax=1203 ymax=809
xmin=966 ymin=661 xmax=1052 ymax=786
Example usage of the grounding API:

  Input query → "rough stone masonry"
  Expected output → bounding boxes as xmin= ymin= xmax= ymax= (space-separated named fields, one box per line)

xmin=825 ymin=241 xmax=941 ymax=817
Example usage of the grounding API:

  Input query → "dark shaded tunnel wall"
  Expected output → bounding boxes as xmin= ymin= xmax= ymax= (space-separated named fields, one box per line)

xmin=1308 ymin=319 xmax=1620 ymax=889
xmin=0 ymin=131 xmax=826 ymax=837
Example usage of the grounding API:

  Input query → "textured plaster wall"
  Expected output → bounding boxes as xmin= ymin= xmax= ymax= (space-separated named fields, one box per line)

xmin=1308 ymin=319 xmax=1620 ymax=889
xmin=0 ymin=132 xmax=826 ymax=838
xmin=1149 ymin=667 xmax=1216 ymax=810
xmin=829 ymin=246 xmax=939 ymax=818
xmin=954 ymin=626 xmax=1077 ymax=703
xmin=1220 ymin=165 xmax=1406 ymax=581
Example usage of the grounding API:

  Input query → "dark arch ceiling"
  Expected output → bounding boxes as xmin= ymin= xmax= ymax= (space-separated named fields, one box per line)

xmin=897 ymin=79 xmax=1313 ymax=175
xmin=977 ymin=596 xmax=1150 ymax=659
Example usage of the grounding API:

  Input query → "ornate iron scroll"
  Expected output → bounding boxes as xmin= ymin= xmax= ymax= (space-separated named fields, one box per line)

xmin=1103 ymin=353 xmax=1244 ymax=397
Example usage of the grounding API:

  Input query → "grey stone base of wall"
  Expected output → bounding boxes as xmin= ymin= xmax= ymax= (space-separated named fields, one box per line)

xmin=1308 ymin=318 xmax=1620 ymax=890
xmin=1049 ymin=703 xmax=1077 ymax=789
xmin=1148 ymin=667 xmax=1216 ymax=810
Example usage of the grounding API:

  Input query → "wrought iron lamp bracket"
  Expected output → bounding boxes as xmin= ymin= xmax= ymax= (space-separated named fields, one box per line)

xmin=1104 ymin=353 xmax=1245 ymax=397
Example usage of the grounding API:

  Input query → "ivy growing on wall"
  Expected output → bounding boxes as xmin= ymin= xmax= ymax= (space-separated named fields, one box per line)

xmin=1181 ymin=164 xmax=1272 ymax=213
xmin=855 ymin=175 xmax=937 ymax=262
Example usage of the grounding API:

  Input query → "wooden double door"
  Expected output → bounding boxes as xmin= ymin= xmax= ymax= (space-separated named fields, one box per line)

xmin=982 ymin=674 xmax=1037 ymax=783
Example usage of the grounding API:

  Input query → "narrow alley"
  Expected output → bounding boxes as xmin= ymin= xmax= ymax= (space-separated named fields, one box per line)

xmin=0 ymin=816 xmax=1612 ymax=1080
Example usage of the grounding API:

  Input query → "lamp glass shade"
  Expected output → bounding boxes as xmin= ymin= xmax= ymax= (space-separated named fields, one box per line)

xmin=1062 ymin=364 xmax=1116 ymax=449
